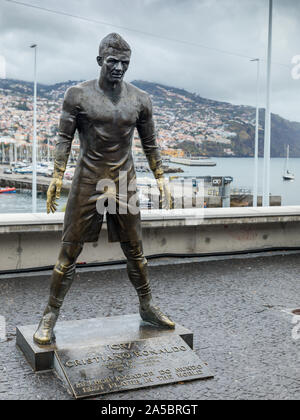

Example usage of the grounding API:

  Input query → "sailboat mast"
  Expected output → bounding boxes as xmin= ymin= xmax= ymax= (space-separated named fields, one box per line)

xmin=284 ymin=145 xmax=289 ymax=173
xmin=283 ymin=144 xmax=295 ymax=180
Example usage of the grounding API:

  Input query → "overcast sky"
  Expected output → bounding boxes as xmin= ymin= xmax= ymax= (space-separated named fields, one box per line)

xmin=0 ymin=0 xmax=299 ymax=122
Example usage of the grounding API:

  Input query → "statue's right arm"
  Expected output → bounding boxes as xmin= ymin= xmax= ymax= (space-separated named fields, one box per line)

xmin=47 ymin=86 xmax=80 ymax=214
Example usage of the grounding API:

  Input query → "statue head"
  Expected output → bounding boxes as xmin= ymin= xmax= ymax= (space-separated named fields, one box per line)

xmin=97 ymin=33 xmax=131 ymax=84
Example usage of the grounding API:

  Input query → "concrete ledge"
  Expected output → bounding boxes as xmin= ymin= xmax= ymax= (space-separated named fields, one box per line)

xmin=1 ymin=207 xmax=300 ymax=271
xmin=1 ymin=206 xmax=300 ymax=233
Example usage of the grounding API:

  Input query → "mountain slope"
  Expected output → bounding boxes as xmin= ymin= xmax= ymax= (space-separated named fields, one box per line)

xmin=133 ymin=80 xmax=300 ymax=158
xmin=0 ymin=78 xmax=299 ymax=157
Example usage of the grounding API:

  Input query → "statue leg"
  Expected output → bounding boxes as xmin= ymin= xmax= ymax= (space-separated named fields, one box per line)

xmin=120 ymin=241 xmax=175 ymax=329
xmin=33 ymin=242 xmax=83 ymax=345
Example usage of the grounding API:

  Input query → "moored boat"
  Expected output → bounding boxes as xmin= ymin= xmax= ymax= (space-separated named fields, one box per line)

xmin=170 ymin=156 xmax=216 ymax=166
xmin=283 ymin=145 xmax=295 ymax=180
xmin=0 ymin=187 xmax=16 ymax=194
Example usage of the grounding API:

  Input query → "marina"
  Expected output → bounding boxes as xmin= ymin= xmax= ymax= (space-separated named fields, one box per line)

xmin=0 ymin=157 xmax=297 ymax=213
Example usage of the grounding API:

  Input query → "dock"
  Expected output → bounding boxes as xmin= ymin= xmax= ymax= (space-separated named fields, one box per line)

xmin=0 ymin=174 xmax=71 ymax=194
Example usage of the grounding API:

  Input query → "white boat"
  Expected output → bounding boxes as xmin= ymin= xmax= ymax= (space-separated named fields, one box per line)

xmin=283 ymin=145 xmax=295 ymax=180
xmin=170 ymin=157 xmax=216 ymax=167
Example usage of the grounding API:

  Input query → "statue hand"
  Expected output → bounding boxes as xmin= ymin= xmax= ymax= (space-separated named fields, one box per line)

xmin=156 ymin=177 xmax=172 ymax=210
xmin=47 ymin=177 xmax=63 ymax=214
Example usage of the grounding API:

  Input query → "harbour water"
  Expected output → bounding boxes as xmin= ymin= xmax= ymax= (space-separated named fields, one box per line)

xmin=166 ymin=157 xmax=300 ymax=206
xmin=0 ymin=157 xmax=300 ymax=214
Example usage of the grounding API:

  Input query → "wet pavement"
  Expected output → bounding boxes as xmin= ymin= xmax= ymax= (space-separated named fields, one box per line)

xmin=1 ymin=252 xmax=300 ymax=400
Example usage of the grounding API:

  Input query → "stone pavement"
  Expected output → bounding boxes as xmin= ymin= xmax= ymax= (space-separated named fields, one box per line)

xmin=1 ymin=252 xmax=300 ymax=400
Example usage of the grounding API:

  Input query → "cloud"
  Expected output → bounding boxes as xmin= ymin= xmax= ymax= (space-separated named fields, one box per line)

xmin=0 ymin=0 xmax=299 ymax=121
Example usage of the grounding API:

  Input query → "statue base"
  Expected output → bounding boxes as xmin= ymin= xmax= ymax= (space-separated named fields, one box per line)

xmin=16 ymin=314 xmax=193 ymax=372
xmin=17 ymin=314 xmax=213 ymax=398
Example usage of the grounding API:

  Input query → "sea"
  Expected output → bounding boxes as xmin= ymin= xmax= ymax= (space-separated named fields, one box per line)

xmin=0 ymin=157 xmax=300 ymax=214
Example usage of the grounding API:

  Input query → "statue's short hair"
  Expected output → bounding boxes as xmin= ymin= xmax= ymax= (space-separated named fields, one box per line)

xmin=99 ymin=33 xmax=131 ymax=57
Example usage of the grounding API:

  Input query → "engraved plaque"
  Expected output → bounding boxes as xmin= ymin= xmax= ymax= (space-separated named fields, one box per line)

xmin=54 ymin=335 xmax=213 ymax=398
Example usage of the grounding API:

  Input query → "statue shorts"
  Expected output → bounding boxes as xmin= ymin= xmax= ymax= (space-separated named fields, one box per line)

xmin=62 ymin=179 xmax=142 ymax=244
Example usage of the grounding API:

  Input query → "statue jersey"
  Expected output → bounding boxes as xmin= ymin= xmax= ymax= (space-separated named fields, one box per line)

xmin=55 ymin=80 xmax=162 ymax=243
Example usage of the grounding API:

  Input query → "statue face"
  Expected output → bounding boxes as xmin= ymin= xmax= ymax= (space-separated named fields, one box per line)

xmin=97 ymin=51 xmax=131 ymax=84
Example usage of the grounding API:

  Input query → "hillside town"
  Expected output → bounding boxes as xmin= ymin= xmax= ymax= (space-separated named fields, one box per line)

xmin=0 ymin=78 xmax=262 ymax=162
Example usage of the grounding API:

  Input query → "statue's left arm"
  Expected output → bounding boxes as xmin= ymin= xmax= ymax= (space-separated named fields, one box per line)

xmin=136 ymin=94 xmax=172 ymax=209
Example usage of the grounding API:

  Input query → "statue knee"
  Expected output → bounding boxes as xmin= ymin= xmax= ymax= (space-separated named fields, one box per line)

xmin=57 ymin=242 xmax=83 ymax=269
xmin=54 ymin=262 xmax=75 ymax=276
xmin=121 ymin=241 xmax=145 ymax=261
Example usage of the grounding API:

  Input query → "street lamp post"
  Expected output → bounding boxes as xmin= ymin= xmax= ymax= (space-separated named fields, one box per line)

xmin=30 ymin=44 xmax=37 ymax=213
xmin=47 ymin=138 xmax=50 ymax=163
xmin=251 ymin=58 xmax=260 ymax=207
xmin=263 ymin=0 xmax=273 ymax=207
xmin=14 ymin=142 xmax=17 ymax=163
xmin=1 ymin=141 xmax=4 ymax=163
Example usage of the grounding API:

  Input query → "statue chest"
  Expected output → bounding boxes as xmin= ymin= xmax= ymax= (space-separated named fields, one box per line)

xmin=78 ymin=91 xmax=139 ymax=130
